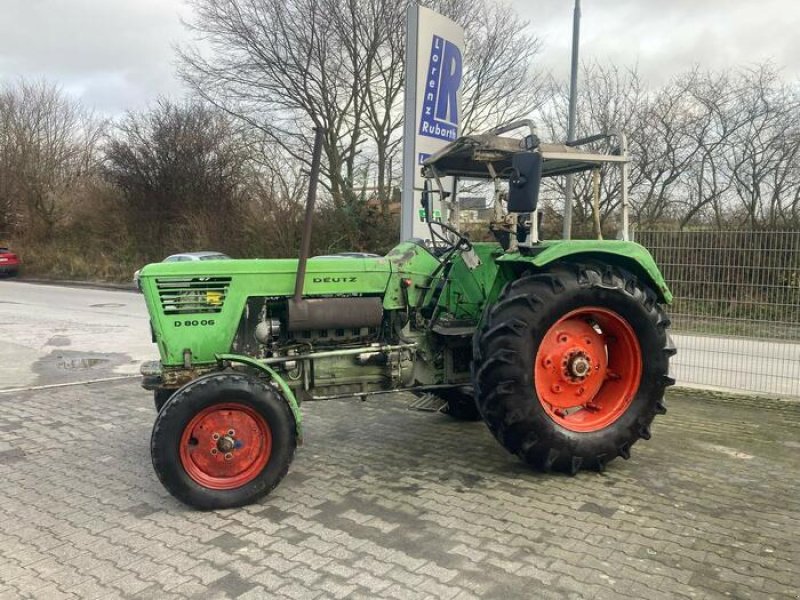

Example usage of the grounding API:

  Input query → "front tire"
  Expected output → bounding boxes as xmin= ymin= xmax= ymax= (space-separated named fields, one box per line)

xmin=473 ymin=264 xmax=675 ymax=473
xmin=154 ymin=389 xmax=173 ymax=412
xmin=151 ymin=373 xmax=296 ymax=509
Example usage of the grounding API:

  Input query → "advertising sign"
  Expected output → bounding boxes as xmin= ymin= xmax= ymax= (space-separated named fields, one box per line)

xmin=401 ymin=5 xmax=465 ymax=241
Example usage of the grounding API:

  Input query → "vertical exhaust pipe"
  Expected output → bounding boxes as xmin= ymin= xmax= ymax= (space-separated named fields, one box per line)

xmin=287 ymin=126 xmax=385 ymax=333
xmin=293 ymin=127 xmax=326 ymax=303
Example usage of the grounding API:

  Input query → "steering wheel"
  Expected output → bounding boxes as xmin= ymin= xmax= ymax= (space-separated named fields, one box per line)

xmin=427 ymin=219 xmax=472 ymax=255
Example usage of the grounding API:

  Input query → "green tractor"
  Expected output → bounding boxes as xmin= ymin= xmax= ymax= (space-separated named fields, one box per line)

xmin=140 ymin=122 xmax=675 ymax=509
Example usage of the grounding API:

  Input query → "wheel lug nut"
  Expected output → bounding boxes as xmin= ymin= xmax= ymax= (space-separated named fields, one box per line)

xmin=224 ymin=452 xmax=233 ymax=461
xmin=227 ymin=429 xmax=235 ymax=436
xmin=211 ymin=433 xmax=220 ymax=441
xmin=210 ymin=448 xmax=218 ymax=455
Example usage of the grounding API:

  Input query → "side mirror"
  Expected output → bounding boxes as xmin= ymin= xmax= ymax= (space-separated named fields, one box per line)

xmin=508 ymin=151 xmax=542 ymax=213
xmin=421 ymin=180 xmax=431 ymax=220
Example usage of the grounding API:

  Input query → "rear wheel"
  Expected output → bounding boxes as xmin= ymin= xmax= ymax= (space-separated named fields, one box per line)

xmin=473 ymin=264 xmax=675 ymax=473
xmin=151 ymin=373 xmax=296 ymax=509
xmin=440 ymin=387 xmax=481 ymax=421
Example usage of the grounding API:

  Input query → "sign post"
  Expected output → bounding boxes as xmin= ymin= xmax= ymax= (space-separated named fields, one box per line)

xmin=401 ymin=5 xmax=465 ymax=241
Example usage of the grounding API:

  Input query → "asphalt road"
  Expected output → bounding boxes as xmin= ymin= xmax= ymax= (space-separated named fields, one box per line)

xmin=671 ymin=333 xmax=800 ymax=398
xmin=2 ymin=280 xmax=799 ymax=399
xmin=0 ymin=281 xmax=156 ymax=391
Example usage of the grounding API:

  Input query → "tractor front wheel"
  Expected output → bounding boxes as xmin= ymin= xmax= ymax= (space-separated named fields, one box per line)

xmin=151 ymin=373 xmax=296 ymax=509
xmin=154 ymin=389 xmax=173 ymax=413
xmin=473 ymin=264 xmax=675 ymax=473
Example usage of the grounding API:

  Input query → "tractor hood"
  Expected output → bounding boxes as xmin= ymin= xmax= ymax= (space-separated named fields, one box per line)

xmin=139 ymin=255 xmax=393 ymax=298
xmin=139 ymin=255 xmax=395 ymax=367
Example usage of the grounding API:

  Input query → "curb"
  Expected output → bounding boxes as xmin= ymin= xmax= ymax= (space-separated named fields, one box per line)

xmin=13 ymin=277 xmax=137 ymax=292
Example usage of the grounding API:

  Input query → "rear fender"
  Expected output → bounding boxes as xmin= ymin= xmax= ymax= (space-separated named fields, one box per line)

xmin=495 ymin=240 xmax=672 ymax=303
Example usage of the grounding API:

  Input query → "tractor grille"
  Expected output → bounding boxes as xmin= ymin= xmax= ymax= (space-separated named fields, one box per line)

xmin=155 ymin=276 xmax=232 ymax=315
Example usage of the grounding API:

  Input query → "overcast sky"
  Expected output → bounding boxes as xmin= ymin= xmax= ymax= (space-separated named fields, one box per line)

xmin=0 ymin=0 xmax=797 ymax=115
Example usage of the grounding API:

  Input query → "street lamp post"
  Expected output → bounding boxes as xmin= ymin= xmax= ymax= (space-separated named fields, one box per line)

xmin=562 ymin=0 xmax=581 ymax=239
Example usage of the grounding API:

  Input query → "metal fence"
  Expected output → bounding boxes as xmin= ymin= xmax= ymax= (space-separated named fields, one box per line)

xmin=637 ymin=230 xmax=800 ymax=397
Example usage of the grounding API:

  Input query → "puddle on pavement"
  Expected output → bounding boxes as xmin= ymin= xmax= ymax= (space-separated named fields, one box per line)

xmin=46 ymin=335 xmax=71 ymax=347
xmin=32 ymin=350 xmax=134 ymax=386
xmin=58 ymin=356 xmax=109 ymax=370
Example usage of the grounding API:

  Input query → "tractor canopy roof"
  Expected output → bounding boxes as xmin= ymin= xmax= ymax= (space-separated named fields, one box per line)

xmin=421 ymin=120 xmax=628 ymax=181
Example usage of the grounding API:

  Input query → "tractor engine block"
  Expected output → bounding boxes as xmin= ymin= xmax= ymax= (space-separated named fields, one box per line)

xmin=231 ymin=296 xmax=385 ymax=357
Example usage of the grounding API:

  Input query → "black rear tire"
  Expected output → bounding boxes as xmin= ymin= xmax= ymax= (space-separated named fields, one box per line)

xmin=151 ymin=373 xmax=296 ymax=509
xmin=440 ymin=387 xmax=481 ymax=421
xmin=473 ymin=263 xmax=675 ymax=473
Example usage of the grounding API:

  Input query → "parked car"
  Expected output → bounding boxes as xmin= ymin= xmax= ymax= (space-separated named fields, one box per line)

xmin=0 ymin=246 xmax=20 ymax=277
xmin=134 ymin=251 xmax=231 ymax=290
xmin=313 ymin=252 xmax=381 ymax=259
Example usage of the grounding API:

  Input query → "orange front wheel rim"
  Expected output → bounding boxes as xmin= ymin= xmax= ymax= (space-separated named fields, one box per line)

xmin=179 ymin=403 xmax=272 ymax=489
xmin=534 ymin=307 xmax=642 ymax=433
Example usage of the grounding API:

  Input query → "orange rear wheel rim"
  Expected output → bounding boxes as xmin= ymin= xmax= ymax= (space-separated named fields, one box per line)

xmin=534 ymin=307 xmax=642 ymax=432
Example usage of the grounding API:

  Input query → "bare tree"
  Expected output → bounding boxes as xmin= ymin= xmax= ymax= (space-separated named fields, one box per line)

xmin=671 ymin=65 xmax=800 ymax=229
xmin=240 ymin=139 xmax=308 ymax=257
xmin=537 ymin=64 xmax=648 ymax=236
xmin=104 ymin=99 xmax=251 ymax=258
xmin=722 ymin=65 xmax=800 ymax=228
xmin=632 ymin=75 xmax=703 ymax=225
xmin=0 ymin=80 xmax=104 ymax=240
xmin=179 ymin=0 xmax=544 ymax=241
xmin=536 ymin=62 xmax=800 ymax=234
xmin=180 ymin=0 xmax=372 ymax=211
xmin=0 ymin=92 xmax=17 ymax=238
xmin=676 ymin=69 xmax=743 ymax=228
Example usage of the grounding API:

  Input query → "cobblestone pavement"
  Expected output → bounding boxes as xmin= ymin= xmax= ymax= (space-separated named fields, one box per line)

xmin=0 ymin=383 xmax=798 ymax=600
